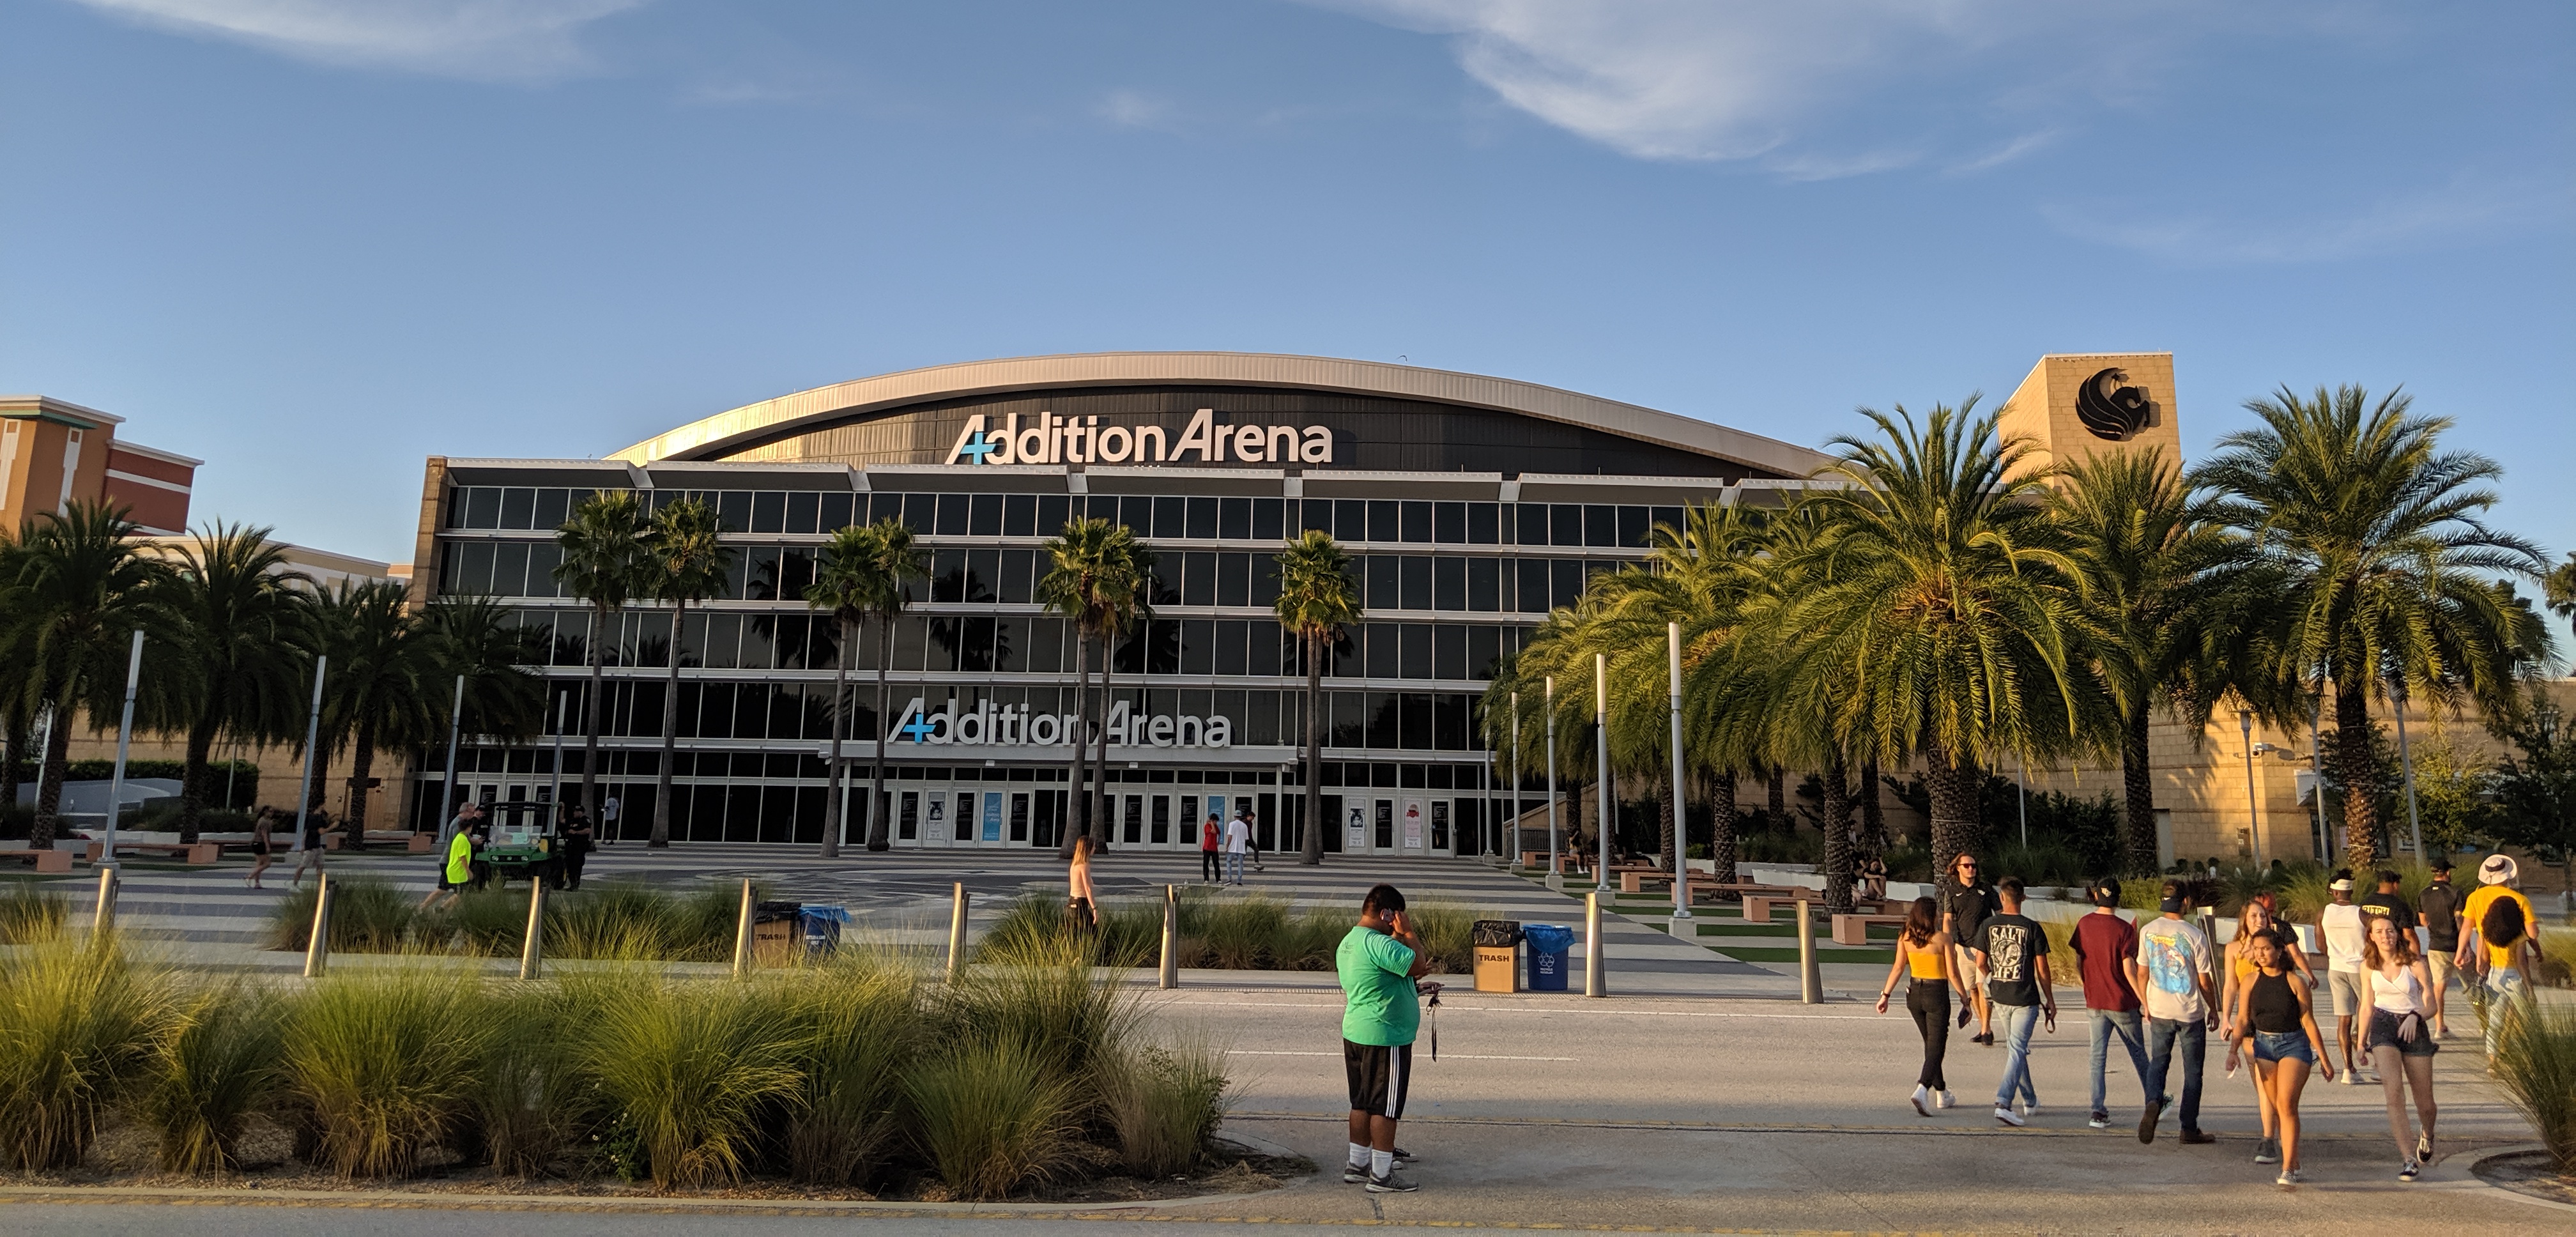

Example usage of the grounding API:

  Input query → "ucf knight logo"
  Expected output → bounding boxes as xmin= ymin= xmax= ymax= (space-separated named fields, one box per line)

xmin=2074 ymin=368 xmax=2152 ymax=441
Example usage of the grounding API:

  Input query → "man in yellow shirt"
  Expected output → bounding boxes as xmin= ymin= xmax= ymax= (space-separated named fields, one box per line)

xmin=2456 ymin=854 xmax=2544 ymax=1060
xmin=422 ymin=826 xmax=475 ymax=913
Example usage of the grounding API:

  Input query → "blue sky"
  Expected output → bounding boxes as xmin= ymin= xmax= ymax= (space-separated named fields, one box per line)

xmin=4 ymin=1 xmax=2569 ymax=567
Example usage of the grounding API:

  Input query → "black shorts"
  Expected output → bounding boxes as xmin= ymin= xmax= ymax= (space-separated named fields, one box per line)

xmin=1344 ymin=1040 xmax=1413 ymax=1120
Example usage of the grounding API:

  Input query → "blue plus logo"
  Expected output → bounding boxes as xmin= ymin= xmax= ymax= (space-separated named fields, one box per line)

xmin=900 ymin=712 xmax=938 ymax=743
xmin=956 ymin=433 xmax=998 ymax=464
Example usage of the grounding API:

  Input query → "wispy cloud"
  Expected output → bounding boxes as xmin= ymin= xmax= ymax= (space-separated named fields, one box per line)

xmin=1946 ymin=128 xmax=2060 ymax=176
xmin=2041 ymin=175 xmax=2571 ymax=264
xmin=70 ymin=0 xmax=644 ymax=81
xmin=1096 ymin=88 xmax=1178 ymax=131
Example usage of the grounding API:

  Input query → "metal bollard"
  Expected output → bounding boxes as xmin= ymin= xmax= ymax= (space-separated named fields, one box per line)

xmin=1584 ymin=891 xmax=1606 ymax=997
xmin=519 ymin=880 xmax=547 ymax=981
xmin=946 ymin=882 xmax=970 ymax=983
xmin=303 ymin=873 xmax=332 ymax=979
xmin=92 ymin=866 xmax=119 ymax=937
xmin=1160 ymin=884 xmax=1180 ymax=990
xmin=730 ymin=878 xmax=755 ymax=980
xmin=1796 ymin=898 xmax=1821 ymax=1004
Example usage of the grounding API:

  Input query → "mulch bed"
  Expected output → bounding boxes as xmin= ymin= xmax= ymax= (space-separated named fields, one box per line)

xmin=2473 ymin=1149 xmax=2576 ymax=1206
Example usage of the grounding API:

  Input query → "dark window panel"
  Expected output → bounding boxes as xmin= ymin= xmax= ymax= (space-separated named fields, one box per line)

xmin=1618 ymin=505 xmax=1649 ymax=548
xmin=1216 ymin=552 xmax=1250 ymax=607
xmin=1399 ymin=556 xmax=1430 ymax=611
xmin=1213 ymin=619 xmax=1248 ymax=677
xmin=1036 ymin=494 xmax=1070 ymax=537
xmin=965 ymin=617 xmax=997 ymax=672
xmin=1401 ymin=693 xmax=1434 ymax=750
xmin=1000 ymin=548 xmax=1035 ymax=604
xmin=901 ymin=493 xmax=935 ymax=532
xmin=1584 ymin=504 xmax=1616 ymax=547
xmin=1152 ymin=496 xmax=1185 ymax=539
xmin=778 ymin=549 xmax=815 ymax=599
xmin=868 ymin=492 xmax=903 ymax=524
xmin=1436 ymin=694 xmax=1469 ymax=750
xmin=1027 ymin=617 xmax=1064 ymax=674
xmin=1253 ymin=498 xmax=1284 ymax=541
xmin=702 ymin=613 xmax=740 ymax=669
xmin=742 ymin=548 xmax=784 ymax=601
xmin=1468 ymin=557 xmax=1498 ymax=611
xmin=970 ymin=493 xmax=1002 ymax=537
xmin=1114 ymin=622 xmax=1146 ymax=675
xmin=960 ymin=549 xmax=997 ymax=603
xmin=935 ymin=495 xmax=969 ymax=536
xmin=749 ymin=491 xmax=785 ymax=534
xmin=1365 ymin=622 xmax=1399 ymax=679
xmin=1365 ymin=500 xmax=1398 ymax=543
xmin=1146 ymin=618 xmax=1181 ymax=675
xmin=1332 ymin=692 xmax=1366 ymax=747
xmin=1003 ymin=493 xmax=1036 ymax=537
xmin=1253 ymin=555 xmax=1283 ymax=608
xmin=1549 ymin=503 xmax=1582 ymax=547
xmin=1177 ymin=550 xmax=1212 ymax=606
xmin=1301 ymin=498 xmax=1331 ymax=535
xmin=1468 ymin=624 xmax=1501 ymax=680
xmin=717 ymin=491 xmax=753 ymax=532
xmin=699 ymin=683 xmax=737 ymax=739
xmin=498 ymin=488 xmax=534 ymax=529
xmin=1515 ymin=558 xmax=1547 ymax=612
xmin=1468 ymin=502 xmax=1498 ymax=544
xmin=1365 ymin=555 xmax=1399 ymax=610
xmin=1434 ymin=557 xmax=1466 ymax=611
xmin=1551 ymin=558 xmax=1584 ymax=608
xmin=931 ymin=549 xmax=965 ymax=603
xmin=463 ymin=487 xmax=500 ymax=529
xmin=490 ymin=543 xmax=528 ymax=597
xmin=534 ymin=488 xmax=570 ymax=530
xmin=1434 ymin=502 xmax=1466 ymax=544
xmin=1185 ymin=496 xmax=1218 ymax=539
xmin=1119 ymin=496 xmax=1152 ymax=534
xmin=1400 ymin=501 xmax=1430 ymax=543
xmin=1434 ymin=624 xmax=1466 ymax=680
xmin=770 ymin=684 xmax=803 ymax=741
xmin=818 ymin=491 xmax=854 ymax=532
xmin=1400 ymin=622 xmax=1432 ymax=679
xmin=1652 ymin=506 xmax=1684 ymax=540
xmin=1180 ymin=618 xmax=1214 ymax=675
xmin=785 ymin=491 xmax=818 ymax=535
xmin=993 ymin=617 xmax=1022 ymax=672
xmin=1149 ymin=553 xmax=1181 ymax=605
xmin=1329 ymin=499 xmax=1360 ymax=540
xmin=1218 ymin=497 xmax=1252 ymax=540
xmin=1586 ymin=560 xmax=1616 ymax=586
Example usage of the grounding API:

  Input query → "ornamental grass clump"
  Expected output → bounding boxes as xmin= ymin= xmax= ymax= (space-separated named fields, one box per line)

xmin=464 ymin=981 xmax=594 ymax=1176
xmin=1202 ymin=896 xmax=1289 ymax=970
xmin=282 ymin=966 xmax=494 ymax=1178
xmin=2492 ymin=1000 xmax=2576 ymax=1172
xmin=266 ymin=877 xmax=417 ymax=953
xmin=901 ymin=1036 xmax=1085 ymax=1201
xmin=937 ymin=933 xmax=1138 ymax=1083
xmin=134 ymin=980 xmax=284 ymax=1174
xmin=1098 ymin=1035 xmax=1233 ymax=1178
xmin=0 ymin=934 xmax=180 ymax=1170
xmin=578 ymin=976 xmax=809 ymax=1190
xmin=0 ymin=880 xmax=69 ymax=943
xmin=780 ymin=958 xmax=919 ymax=1185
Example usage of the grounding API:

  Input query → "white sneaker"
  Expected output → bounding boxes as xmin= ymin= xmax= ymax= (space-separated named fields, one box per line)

xmin=2018 ymin=1102 xmax=2041 ymax=1119
xmin=2276 ymin=1169 xmax=2302 ymax=1186
xmin=1936 ymin=1091 xmax=1956 ymax=1109
xmin=1994 ymin=1105 xmax=2026 ymax=1127
xmin=1911 ymin=1085 xmax=1931 ymax=1117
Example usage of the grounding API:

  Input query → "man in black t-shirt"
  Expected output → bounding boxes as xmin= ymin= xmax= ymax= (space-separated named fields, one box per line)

xmin=1938 ymin=853 xmax=1997 ymax=1043
xmin=2416 ymin=864 xmax=2462 ymax=1038
xmin=1971 ymin=877 xmax=2055 ymax=1125
xmin=2358 ymin=869 xmax=2417 ymax=934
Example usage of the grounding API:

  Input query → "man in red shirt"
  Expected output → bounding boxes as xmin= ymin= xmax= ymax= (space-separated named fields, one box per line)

xmin=2071 ymin=879 xmax=2158 ymax=1130
xmin=1200 ymin=812 xmax=1223 ymax=884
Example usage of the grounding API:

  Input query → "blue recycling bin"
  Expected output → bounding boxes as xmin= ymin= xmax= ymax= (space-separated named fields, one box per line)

xmin=1522 ymin=923 xmax=1574 ymax=992
xmin=799 ymin=905 xmax=851 ymax=959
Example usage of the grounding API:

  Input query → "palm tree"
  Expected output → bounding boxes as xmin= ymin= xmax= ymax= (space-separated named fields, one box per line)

xmin=1274 ymin=530 xmax=1361 ymax=865
xmin=162 ymin=524 xmax=318 ymax=843
xmin=552 ymin=490 xmax=650 ymax=827
xmin=418 ymin=595 xmax=548 ymax=772
xmin=0 ymin=502 xmax=185 ymax=850
xmin=1774 ymin=401 xmax=2087 ymax=878
xmin=2049 ymin=448 xmax=2250 ymax=875
xmin=2196 ymin=385 xmax=2552 ymax=870
xmin=641 ymin=498 xmax=733 ymax=851
xmin=309 ymin=581 xmax=436 ymax=844
xmin=2547 ymin=553 xmax=2576 ymax=638
xmin=1039 ymin=518 xmax=1153 ymax=851
xmin=808 ymin=518 xmax=926 ymax=854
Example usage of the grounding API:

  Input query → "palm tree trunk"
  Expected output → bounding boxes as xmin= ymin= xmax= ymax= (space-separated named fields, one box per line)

xmin=346 ymin=721 xmax=377 ymax=843
xmin=1767 ymin=766 xmax=1786 ymax=823
xmin=1708 ymin=767 xmax=1739 ymax=883
xmin=2334 ymin=680 xmax=2379 ymax=872
xmin=178 ymin=714 xmax=218 ymax=845
xmin=0 ymin=706 xmax=23 ymax=827
xmin=818 ymin=608 xmax=846 ymax=859
xmin=2122 ymin=705 xmax=2159 ymax=876
xmin=1301 ymin=627 xmax=1324 ymax=864
xmin=583 ymin=602 xmax=611 ymax=829
xmin=1092 ymin=629 xmax=1114 ymax=847
xmin=868 ymin=614 xmax=894 ymax=852
xmin=1925 ymin=746 xmax=1978 ymax=879
xmin=1820 ymin=753 xmax=1853 ymax=914
xmin=653 ymin=599 xmax=686 ymax=850
xmin=1058 ymin=627 xmax=1091 ymax=859
xmin=30 ymin=711 xmax=70 ymax=852
xmin=1858 ymin=759 xmax=1885 ymax=855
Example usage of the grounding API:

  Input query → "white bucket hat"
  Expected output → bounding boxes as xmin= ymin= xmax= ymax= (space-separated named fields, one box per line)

xmin=2478 ymin=854 xmax=2518 ymax=886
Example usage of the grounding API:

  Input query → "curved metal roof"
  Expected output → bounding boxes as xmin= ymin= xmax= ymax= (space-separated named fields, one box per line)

xmin=611 ymin=352 xmax=1833 ymax=478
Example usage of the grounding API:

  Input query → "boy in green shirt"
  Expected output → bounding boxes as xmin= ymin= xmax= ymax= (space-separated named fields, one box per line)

xmin=1338 ymin=883 xmax=1432 ymax=1194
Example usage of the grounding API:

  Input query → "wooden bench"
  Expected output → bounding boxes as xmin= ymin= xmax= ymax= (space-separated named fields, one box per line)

xmin=2 ymin=848 xmax=73 ymax=873
xmin=82 ymin=840 xmax=219 ymax=864
xmin=1519 ymin=851 xmax=1588 ymax=876
xmin=323 ymin=831 xmax=418 ymax=851
xmin=1832 ymin=912 xmax=1910 ymax=946
xmin=1613 ymin=865 xmax=1679 ymax=893
xmin=1741 ymin=893 xmax=1822 ymax=923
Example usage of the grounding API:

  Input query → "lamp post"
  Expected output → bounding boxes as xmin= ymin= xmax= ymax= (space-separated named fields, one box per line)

xmin=2389 ymin=676 xmax=2425 ymax=862
xmin=1508 ymin=691 xmax=1521 ymax=867
xmin=290 ymin=656 xmax=328 ymax=855
xmin=1667 ymin=623 xmax=1690 ymax=925
xmin=2237 ymin=709 xmax=2264 ymax=868
xmin=1594 ymin=652 xmax=1613 ymax=895
xmin=437 ymin=673 xmax=464 ymax=840
xmin=2308 ymin=689 xmax=2327 ymax=862
xmin=1544 ymin=677 xmax=1560 ymax=891
xmin=100 ymin=630 xmax=145 ymax=871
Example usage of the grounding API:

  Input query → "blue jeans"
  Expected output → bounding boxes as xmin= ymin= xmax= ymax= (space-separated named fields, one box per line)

xmin=2145 ymin=1017 xmax=2207 ymax=1134
xmin=2087 ymin=1008 xmax=2152 ymax=1116
xmin=1224 ymin=852 xmax=1245 ymax=884
xmin=1993 ymin=1003 xmax=2041 ymax=1108
xmin=2485 ymin=967 xmax=2530 ymax=1058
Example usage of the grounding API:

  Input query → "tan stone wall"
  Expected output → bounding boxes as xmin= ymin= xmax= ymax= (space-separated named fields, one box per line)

xmin=1996 ymin=352 xmax=2182 ymax=480
xmin=56 ymin=725 xmax=418 ymax=833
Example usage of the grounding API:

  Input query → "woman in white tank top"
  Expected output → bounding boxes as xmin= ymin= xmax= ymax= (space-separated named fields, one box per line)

xmin=2361 ymin=916 xmax=2439 ymax=1179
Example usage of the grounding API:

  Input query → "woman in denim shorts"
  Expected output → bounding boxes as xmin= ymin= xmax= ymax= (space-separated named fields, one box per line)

xmin=2228 ymin=932 xmax=2331 ymax=1185
xmin=2363 ymin=916 xmax=2440 ymax=1181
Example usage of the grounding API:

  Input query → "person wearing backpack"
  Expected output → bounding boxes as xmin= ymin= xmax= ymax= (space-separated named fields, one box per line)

xmin=2457 ymin=855 xmax=2543 ymax=1063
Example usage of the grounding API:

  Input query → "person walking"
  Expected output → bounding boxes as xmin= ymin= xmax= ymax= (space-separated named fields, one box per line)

xmin=2220 ymin=895 xmax=2315 ymax=1150
xmin=423 ymin=822 xmax=473 ymax=914
xmin=2418 ymin=863 xmax=2464 ymax=1038
xmin=1876 ymin=895 xmax=1965 ymax=1116
xmin=1970 ymin=877 xmax=2056 ymax=1125
xmin=1937 ymin=852 xmax=1997 ymax=1044
xmin=599 ymin=794 xmax=621 ymax=845
xmin=2361 ymin=914 xmax=2441 ymax=1179
xmin=2359 ymin=870 xmax=2417 ymax=940
xmin=2228 ymin=930 xmax=2332 ymax=1184
xmin=2317 ymin=872 xmax=2370 ymax=1083
xmin=1199 ymin=812 xmax=1223 ymax=884
xmin=2129 ymin=880 xmax=2219 ymax=1146
xmin=243 ymin=807 xmax=279 ymax=889
xmin=1223 ymin=811 xmax=1252 ymax=886
xmin=1066 ymin=833 xmax=1099 ymax=934
xmin=288 ymin=810 xmax=330 ymax=891
xmin=2458 ymin=854 xmax=2544 ymax=1063
xmin=2071 ymin=879 xmax=2156 ymax=1131
xmin=1244 ymin=807 xmax=1264 ymax=872
xmin=559 ymin=806 xmax=593 ymax=891
xmin=1339 ymin=883 xmax=1431 ymax=1194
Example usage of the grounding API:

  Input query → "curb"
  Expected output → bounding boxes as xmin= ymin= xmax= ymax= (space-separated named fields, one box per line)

xmin=0 ymin=1181 xmax=1295 ymax=1217
xmin=2470 ymin=1145 xmax=2576 ymax=1214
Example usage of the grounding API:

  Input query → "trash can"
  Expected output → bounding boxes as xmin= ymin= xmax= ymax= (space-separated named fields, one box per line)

xmin=799 ymin=905 xmax=851 ymax=960
xmin=1522 ymin=923 xmax=1574 ymax=992
xmin=1472 ymin=919 xmax=1522 ymax=994
xmin=752 ymin=900 xmax=802 ymax=966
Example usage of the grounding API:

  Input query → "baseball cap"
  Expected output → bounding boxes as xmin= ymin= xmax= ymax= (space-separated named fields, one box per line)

xmin=2328 ymin=877 xmax=2354 ymax=891
xmin=2480 ymin=854 xmax=2518 ymax=886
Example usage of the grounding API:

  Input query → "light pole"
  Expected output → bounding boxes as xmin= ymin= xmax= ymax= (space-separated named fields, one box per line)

xmin=100 ymin=630 xmax=145 ymax=870
xmin=1544 ymin=677 xmax=1560 ymax=891
xmin=2308 ymin=689 xmax=2327 ymax=862
xmin=2237 ymin=709 xmax=2264 ymax=868
xmin=289 ymin=656 xmax=328 ymax=855
xmin=1508 ymin=691 xmax=1521 ymax=866
xmin=437 ymin=673 xmax=464 ymax=840
xmin=1667 ymin=622 xmax=1690 ymax=924
xmin=2389 ymin=676 xmax=2425 ymax=863
xmin=1593 ymin=652 xmax=1613 ymax=895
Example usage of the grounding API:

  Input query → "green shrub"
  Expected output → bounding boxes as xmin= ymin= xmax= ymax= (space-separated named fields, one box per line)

xmin=425 ymin=887 xmax=531 ymax=955
xmin=1098 ymin=1036 xmax=1232 ymax=1177
xmin=938 ymin=935 xmax=1138 ymax=1084
xmin=0 ymin=880 xmax=70 ymax=943
xmin=283 ymin=967 xmax=494 ymax=1178
xmin=464 ymin=982 xmax=590 ymax=1176
xmin=0 ymin=937 xmax=179 ymax=1169
xmin=1203 ymin=897 xmax=1289 ymax=969
xmin=902 ymin=1036 xmax=1085 ymax=1200
xmin=1404 ymin=902 xmax=1475 ymax=974
xmin=135 ymin=980 xmax=284 ymax=1174
xmin=2492 ymin=999 xmax=2576 ymax=1171
xmin=1274 ymin=907 xmax=1347 ymax=971
xmin=266 ymin=878 xmax=417 ymax=953
xmin=579 ymin=978 xmax=809 ymax=1190
xmin=781 ymin=959 xmax=918 ymax=1185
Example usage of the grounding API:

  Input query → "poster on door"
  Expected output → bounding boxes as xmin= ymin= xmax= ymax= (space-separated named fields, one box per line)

xmin=1347 ymin=806 xmax=1367 ymax=850
xmin=1402 ymin=797 xmax=1425 ymax=850
xmin=981 ymin=792 xmax=1003 ymax=842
